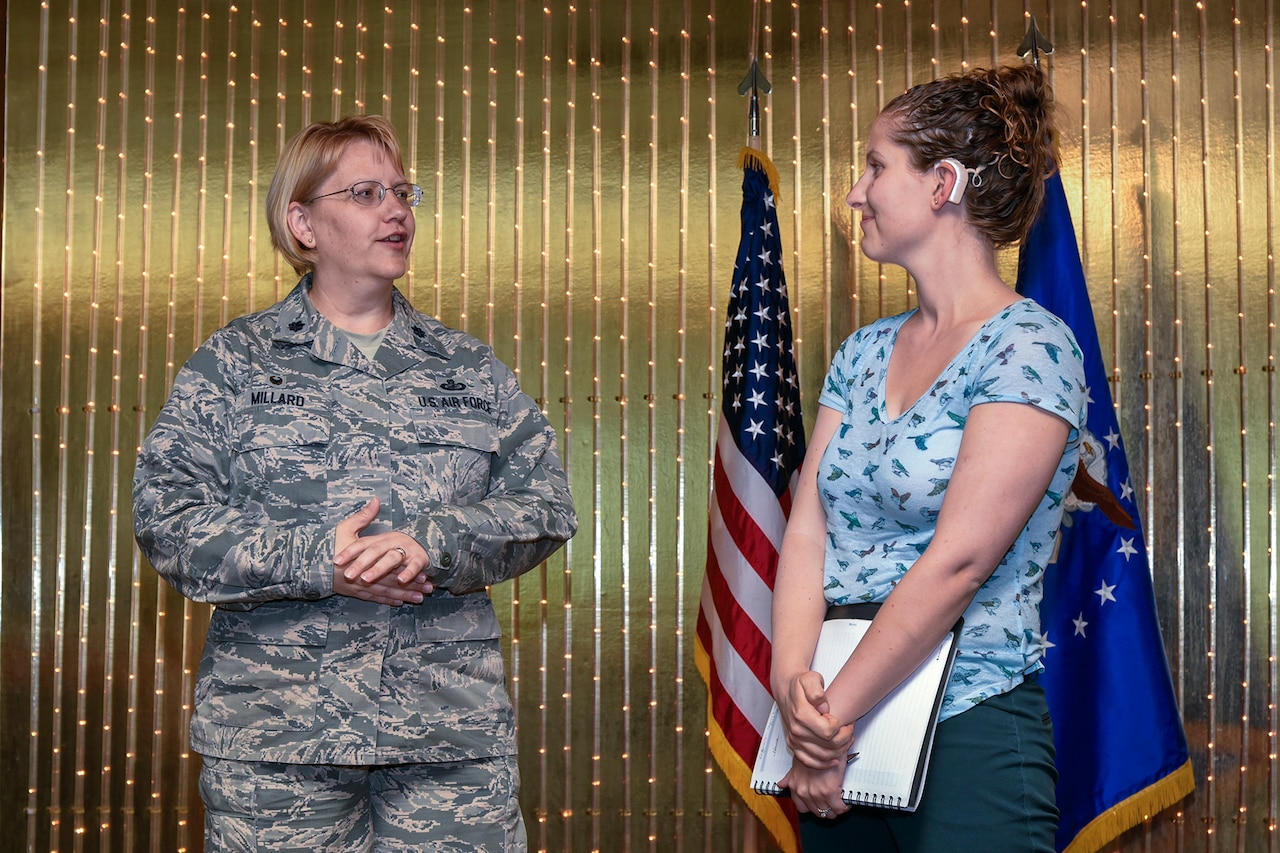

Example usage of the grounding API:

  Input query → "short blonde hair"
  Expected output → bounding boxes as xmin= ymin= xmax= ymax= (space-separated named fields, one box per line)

xmin=266 ymin=114 xmax=409 ymax=275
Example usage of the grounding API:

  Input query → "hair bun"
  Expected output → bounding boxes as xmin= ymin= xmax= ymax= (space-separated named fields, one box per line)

xmin=881 ymin=63 xmax=1059 ymax=248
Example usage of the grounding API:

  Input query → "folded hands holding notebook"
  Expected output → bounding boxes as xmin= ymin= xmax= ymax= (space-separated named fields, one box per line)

xmin=753 ymin=607 xmax=963 ymax=815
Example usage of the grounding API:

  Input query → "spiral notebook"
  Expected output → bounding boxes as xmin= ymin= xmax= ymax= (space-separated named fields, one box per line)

xmin=751 ymin=607 xmax=963 ymax=812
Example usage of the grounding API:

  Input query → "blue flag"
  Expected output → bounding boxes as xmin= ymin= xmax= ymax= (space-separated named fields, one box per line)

xmin=1016 ymin=172 xmax=1195 ymax=852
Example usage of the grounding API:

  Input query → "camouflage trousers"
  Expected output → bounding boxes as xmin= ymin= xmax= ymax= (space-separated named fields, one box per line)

xmin=199 ymin=754 xmax=527 ymax=852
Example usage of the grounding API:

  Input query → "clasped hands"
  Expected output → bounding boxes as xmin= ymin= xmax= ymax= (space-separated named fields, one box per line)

xmin=332 ymin=497 xmax=432 ymax=606
xmin=776 ymin=668 xmax=857 ymax=819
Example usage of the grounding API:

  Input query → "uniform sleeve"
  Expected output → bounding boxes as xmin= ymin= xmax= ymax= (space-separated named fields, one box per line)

xmin=969 ymin=309 xmax=1087 ymax=434
xmin=402 ymin=359 xmax=577 ymax=595
xmin=132 ymin=335 xmax=333 ymax=609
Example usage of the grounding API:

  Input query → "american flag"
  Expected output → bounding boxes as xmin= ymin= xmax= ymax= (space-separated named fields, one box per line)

xmin=696 ymin=147 xmax=805 ymax=853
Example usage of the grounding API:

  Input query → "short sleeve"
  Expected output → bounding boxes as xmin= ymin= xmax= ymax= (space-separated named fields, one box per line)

xmin=966 ymin=306 xmax=1087 ymax=436
xmin=818 ymin=325 xmax=876 ymax=413
xmin=818 ymin=338 xmax=850 ymax=412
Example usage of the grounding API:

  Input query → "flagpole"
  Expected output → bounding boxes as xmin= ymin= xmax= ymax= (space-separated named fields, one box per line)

xmin=1015 ymin=15 xmax=1195 ymax=852
xmin=696 ymin=28 xmax=803 ymax=851
xmin=738 ymin=59 xmax=771 ymax=152
xmin=738 ymin=18 xmax=772 ymax=851
xmin=742 ymin=43 xmax=766 ymax=853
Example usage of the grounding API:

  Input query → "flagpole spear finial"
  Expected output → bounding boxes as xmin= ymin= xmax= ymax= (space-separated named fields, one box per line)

xmin=1017 ymin=14 xmax=1054 ymax=68
xmin=738 ymin=58 xmax=772 ymax=150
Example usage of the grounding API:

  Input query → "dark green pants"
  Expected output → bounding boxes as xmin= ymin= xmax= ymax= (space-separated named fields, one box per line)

xmin=799 ymin=675 xmax=1058 ymax=853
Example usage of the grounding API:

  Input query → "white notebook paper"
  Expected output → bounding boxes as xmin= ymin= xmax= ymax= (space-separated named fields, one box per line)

xmin=751 ymin=612 xmax=962 ymax=812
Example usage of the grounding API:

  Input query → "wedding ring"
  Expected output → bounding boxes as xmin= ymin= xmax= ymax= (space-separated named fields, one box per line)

xmin=392 ymin=546 xmax=408 ymax=562
xmin=817 ymin=808 xmax=832 ymax=818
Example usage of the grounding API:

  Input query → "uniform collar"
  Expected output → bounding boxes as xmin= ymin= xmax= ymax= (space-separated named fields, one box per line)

xmin=272 ymin=274 xmax=451 ymax=361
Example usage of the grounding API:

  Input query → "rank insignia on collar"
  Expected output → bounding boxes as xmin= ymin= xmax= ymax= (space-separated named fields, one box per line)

xmin=288 ymin=320 xmax=305 ymax=332
xmin=412 ymin=325 xmax=426 ymax=338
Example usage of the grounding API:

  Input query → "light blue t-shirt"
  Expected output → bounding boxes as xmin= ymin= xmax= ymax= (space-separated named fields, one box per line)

xmin=816 ymin=298 xmax=1087 ymax=719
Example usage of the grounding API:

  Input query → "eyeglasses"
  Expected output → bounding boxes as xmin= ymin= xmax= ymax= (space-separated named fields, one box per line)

xmin=305 ymin=180 xmax=423 ymax=208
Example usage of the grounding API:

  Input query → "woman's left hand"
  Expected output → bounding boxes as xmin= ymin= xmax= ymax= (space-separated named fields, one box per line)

xmin=780 ymin=761 xmax=849 ymax=820
xmin=333 ymin=498 xmax=432 ymax=588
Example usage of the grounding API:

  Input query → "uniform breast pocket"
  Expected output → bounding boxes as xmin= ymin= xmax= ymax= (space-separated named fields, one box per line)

xmin=409 ymin=417 xmax=500 ymax=505
xmin=196 ymin=606 xmax=330 ymax=732
xmin=230 ymin=408 xmax=331 ymax=517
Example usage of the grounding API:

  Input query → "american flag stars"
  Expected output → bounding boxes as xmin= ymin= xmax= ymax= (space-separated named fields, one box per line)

xmin=720 ymin=188 xmax=804 ymax=485
xmin=698 ymin=149 xmax=806 ymax=845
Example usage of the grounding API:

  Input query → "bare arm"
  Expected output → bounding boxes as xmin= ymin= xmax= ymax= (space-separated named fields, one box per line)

xmin=821 ymin=400 xmax=1070 ymax=727
xmin=770 ymin=405 xmax=855 ymax=764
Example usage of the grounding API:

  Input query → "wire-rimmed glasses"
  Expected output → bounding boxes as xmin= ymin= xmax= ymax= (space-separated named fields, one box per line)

xmin=306 ymin=180 xmax=423 ymax=208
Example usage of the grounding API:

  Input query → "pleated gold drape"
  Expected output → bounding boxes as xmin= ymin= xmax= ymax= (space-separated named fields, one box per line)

xmin=1 ymin=2 xmax=1276 ymax=852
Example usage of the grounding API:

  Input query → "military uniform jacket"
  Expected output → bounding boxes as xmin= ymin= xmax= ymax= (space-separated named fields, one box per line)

xmin=133 ymin=278 xmax=577 ymax=765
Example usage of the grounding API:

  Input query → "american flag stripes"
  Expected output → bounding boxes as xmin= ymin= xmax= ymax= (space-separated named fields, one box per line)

xmin=696 ymin=147 xmax=805 ymax=853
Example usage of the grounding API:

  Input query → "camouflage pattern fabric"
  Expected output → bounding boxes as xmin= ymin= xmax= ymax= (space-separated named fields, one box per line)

xmin=133 ymin=276 xmax=577 ymax=766
xmin=200 ymin=754 xmax=526 ymax=851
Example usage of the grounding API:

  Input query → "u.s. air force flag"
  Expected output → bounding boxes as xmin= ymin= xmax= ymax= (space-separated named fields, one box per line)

xmin=1016 ymin=171 xmax=1194 ymax=853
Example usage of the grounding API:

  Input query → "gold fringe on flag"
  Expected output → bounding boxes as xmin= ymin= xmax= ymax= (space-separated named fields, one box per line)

xmin=694 ymin=638 xmax=799 ymax=853
xmin=738 ymin=146 xmax=781 ymax=200
xmin=1062 ymin=759 xmax=1196 ymax=853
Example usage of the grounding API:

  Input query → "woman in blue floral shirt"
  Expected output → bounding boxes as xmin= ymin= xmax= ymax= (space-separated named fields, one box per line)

xmin=770 ymin=64 xmax=1086 ymax=852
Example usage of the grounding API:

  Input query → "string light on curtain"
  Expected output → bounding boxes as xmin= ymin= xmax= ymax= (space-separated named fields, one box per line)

xmin=587 ymin=0 xmax=605 ymax=843
xmin=4 ymin=4 xmax=1280 ymax=852
xmin=557 ymin=0 xmax=579 ymax=839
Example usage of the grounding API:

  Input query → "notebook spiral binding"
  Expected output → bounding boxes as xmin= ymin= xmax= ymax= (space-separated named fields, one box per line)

xmin=847 ymin=791 xmax=904 ymax=809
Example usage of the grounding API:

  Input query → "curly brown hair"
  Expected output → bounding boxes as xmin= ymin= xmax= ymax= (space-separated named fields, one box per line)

xmin=881 ymin=64 xmax=1059 ymax=249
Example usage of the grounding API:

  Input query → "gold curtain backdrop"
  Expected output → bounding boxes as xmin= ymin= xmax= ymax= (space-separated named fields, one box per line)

xmin=0 ymin=1 xmax=1275 ymax=851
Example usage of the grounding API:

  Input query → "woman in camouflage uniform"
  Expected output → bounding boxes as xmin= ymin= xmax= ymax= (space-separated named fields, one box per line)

xmin=134 ymin=115 xmax=577 ymax=852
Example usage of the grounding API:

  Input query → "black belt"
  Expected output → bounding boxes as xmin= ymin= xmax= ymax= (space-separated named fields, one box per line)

xmin=825 ymin=601 xmax=964 ymax=636
xmin=824 ymin=602 xmax=881 ymax=621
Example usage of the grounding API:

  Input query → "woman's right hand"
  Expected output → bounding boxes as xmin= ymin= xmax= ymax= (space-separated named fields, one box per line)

xmin=333 ymin=568 xmax=431 ymax=606
xmin=776 ymin=669 xmax=856 ymax=769
xmin=332 ymin=498 xmax=433 ymax=606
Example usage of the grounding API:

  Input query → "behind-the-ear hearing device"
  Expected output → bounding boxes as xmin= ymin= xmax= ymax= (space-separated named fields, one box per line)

xmin=938 ymin=158 xmax=970 ymax=204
